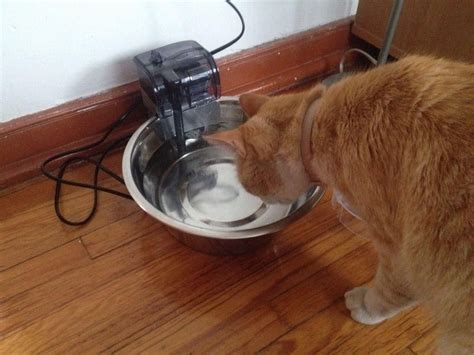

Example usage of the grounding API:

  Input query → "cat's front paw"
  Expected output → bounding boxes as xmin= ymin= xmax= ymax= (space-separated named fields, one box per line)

xmin=344 ymin=286 xmax=387 ymax=325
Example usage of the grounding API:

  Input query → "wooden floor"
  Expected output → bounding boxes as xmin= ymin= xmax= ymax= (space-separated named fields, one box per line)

xmin=0 ymin=152 xmax=438 ymax=354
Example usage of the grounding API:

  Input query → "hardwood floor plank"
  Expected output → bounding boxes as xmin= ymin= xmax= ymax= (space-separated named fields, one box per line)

xmin=231 ymin=314 xmax=292 ymax=353
xmin=0 ymin=242 xmax=226 ymax=353
xmin=105 ymin=198 xmax=341 ymax=352
xmin=269 ymin=241 xmax=376 ymax=327
xmin=0 ymin=201 xmax=343 ymax=353
xmin=409 ymin=326 xmax=439 ymax=354
xmin=81 ymin=211 xmax=163 ymax=258
xmin=332 ymin=305 xmax=435 ymax=354
xmin=259 ymin=302 xmax=355 ymax=354
xmin=0 ymin=152 xmax=129 ymax=271
xmin=180 ymin=304 xmax=290 ymax=355
xmin=0 ymin=227 xmax=172 ymax=337
xmin=114 ymin=227 xmax=369 ymax=354
xmin=262 ymin=301 xmax=434 ymax=354
xmin=0 ymin=186 xmax=139 ymax=270
xmin=0 ymin=240 xmax=89 ymax=303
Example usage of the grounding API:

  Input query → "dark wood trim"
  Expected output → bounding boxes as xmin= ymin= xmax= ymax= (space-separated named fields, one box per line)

xmin=0 ymin=18 xmax=353 ymax=189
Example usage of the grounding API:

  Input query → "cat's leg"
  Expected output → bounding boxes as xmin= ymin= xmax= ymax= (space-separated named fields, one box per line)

xmin=344 ymin=254 xmax=415 ymax=325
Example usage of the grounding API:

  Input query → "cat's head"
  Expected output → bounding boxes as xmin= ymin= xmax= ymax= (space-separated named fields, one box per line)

xmin=206 ymin=86 xmax=324 ymax=204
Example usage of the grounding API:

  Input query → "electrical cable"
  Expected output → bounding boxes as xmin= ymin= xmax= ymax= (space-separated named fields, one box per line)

xmin=41 ymin=103 xmax=139 ymax=225
xmin=338 ymin=48 xmax=378 ymax=73
xmin=210 ymin=0 xmax=245 ymax=55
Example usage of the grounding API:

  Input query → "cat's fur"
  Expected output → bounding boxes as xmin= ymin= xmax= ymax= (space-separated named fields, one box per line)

xmin=207 ymin=56 xmax=474 ymax=353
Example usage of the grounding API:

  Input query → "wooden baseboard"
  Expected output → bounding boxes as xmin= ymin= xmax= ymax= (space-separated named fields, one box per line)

xmin=0 ymin=18 xmax=353 ymax=189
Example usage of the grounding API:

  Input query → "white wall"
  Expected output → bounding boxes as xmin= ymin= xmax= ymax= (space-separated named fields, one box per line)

xmin=1 ymin=0 xmax=358 ymax=122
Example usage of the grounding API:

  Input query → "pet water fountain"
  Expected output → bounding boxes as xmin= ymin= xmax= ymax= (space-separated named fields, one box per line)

xmin=122 ymin=40 xmax=325 ymax=255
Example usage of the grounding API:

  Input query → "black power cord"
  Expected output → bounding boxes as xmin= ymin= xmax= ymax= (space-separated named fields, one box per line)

xmin=210 ymin=0 xmax=245 ymax=55
xmin=42 ymin=0 xmax=245 ymax=225
xmin=41 ymin=103 xmax=138 ymax=225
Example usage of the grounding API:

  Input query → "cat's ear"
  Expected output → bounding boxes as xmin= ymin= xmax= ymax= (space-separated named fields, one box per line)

xmin=239 ymin=94 xmax=269 ymax=117
xmin=204 ymin=129 xmax=246 ymax=157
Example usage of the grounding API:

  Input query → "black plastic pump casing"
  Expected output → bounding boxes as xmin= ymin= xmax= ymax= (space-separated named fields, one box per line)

xmin=134 ymin=41 xmax=221 ymax=154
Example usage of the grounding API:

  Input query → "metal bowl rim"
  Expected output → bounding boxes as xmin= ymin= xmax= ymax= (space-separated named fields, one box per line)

xmin=122 ymin=98 xmax=325 ymax=240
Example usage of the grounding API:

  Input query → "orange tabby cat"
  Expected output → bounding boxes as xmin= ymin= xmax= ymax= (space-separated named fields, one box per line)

xmin=207 ymin=55 xmax=474 ymax=353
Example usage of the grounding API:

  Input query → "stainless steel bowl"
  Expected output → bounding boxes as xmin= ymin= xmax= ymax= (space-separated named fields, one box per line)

xmin=122 ymin=98 xmax=325 ymax=255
